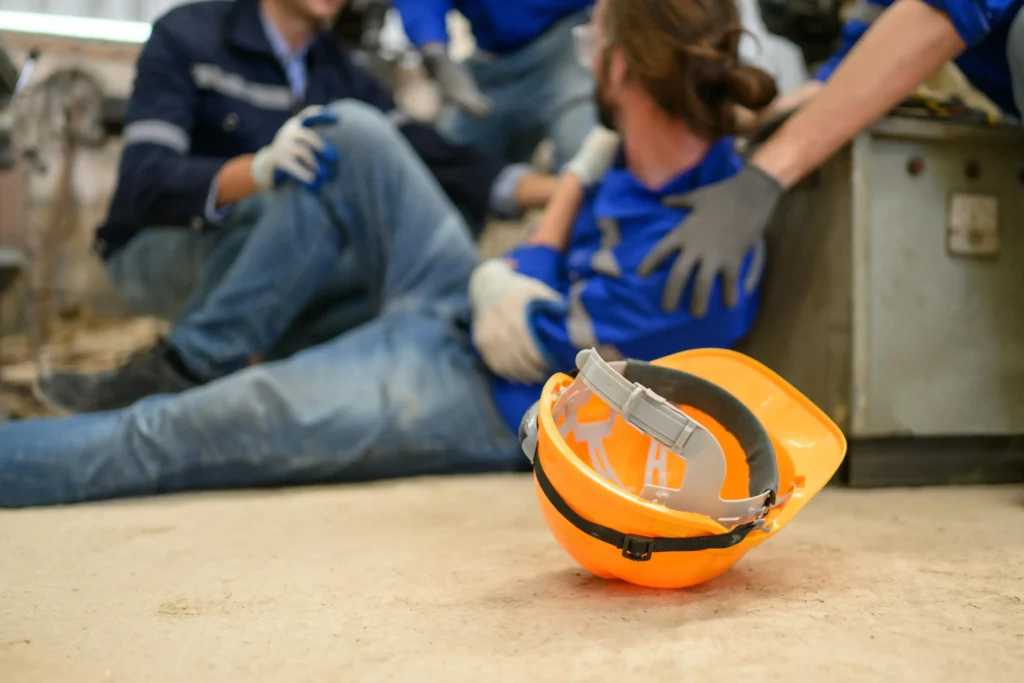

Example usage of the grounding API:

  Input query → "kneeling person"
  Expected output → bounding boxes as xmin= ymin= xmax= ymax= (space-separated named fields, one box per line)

xmin=77 ymin=0 xmax=553 ymax=388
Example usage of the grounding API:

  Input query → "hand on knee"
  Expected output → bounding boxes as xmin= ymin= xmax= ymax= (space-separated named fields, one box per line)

xmin=252 ymin=106 xmax=340 ymax=193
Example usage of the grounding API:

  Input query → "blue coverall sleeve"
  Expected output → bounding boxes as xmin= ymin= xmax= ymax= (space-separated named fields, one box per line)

xmin=526 ymin=269 xmax=739 ymax=374
xmin=106 ymin=19 xmax=230 ymax=230
xmin=920 ymin=0 xmax=1021 ymax=45
xmin=393 ymin=0 xmax=454 ymax=47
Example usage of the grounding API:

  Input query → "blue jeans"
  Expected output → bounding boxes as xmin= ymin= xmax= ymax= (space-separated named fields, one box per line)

xmin=105 ymin=196 xmax=375 ymax=362
xmin=438 ymin=9 xmax=596 ymax=168
xmin=0 ymin=100 xmax=521 ymax=508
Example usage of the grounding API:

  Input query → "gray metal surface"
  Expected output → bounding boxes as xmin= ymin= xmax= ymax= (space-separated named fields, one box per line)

xmin=737 ymin=143 xmax=855 ymax=430
xmin=740 ymin=116 xmax=1024 ymax=439
xmin=857 ymin=122 xmax=1024 ymax=436
xmin=846 ymin=437 xmax=1024 ymax=487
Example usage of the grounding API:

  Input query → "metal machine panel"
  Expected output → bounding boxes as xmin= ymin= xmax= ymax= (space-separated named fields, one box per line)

xmin=857 ymin=122 xmax=1024 ymax=436
xmin=741 ymin=117 xmax=1024 ymax=440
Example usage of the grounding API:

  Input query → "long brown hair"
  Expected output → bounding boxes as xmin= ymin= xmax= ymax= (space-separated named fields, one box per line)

xmin=601 ymin=0 xmax=778 ymax=139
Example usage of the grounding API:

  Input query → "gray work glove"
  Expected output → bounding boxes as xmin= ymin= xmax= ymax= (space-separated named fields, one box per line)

xmin=421 ymin=44 xmax=493 ymax=117
xmin=637 ymin=163 xmax=782 ymax=317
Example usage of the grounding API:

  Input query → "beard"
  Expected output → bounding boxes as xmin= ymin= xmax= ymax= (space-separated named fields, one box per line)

xmin=596 ymin=89 xmax=618 ymax=131
xmin=594 ymin=51 xmax=619 ymax=131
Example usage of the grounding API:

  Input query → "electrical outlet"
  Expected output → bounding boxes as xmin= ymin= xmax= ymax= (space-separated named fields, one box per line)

xmin=947 ymin=192 xmax=999 ymax=256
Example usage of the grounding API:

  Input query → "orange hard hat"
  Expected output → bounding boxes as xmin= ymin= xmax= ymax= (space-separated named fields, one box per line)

xmin=518 ymin=348 xmax=847 ymax=589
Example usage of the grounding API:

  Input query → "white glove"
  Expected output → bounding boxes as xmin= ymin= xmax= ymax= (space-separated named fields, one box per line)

xmin=563 ymin=126 xmax=622 ymax=186
xmin=251 ymin=105 xmax=339 ymax=191
xmin=470 ymin=259 xmax=562 ymax=384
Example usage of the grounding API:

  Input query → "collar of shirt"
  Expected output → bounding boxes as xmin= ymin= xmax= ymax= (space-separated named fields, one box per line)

xmin=259 ymin=8 xmax=313 ymax=101
xmin=592 ymin=137 xmax=741 ymax=221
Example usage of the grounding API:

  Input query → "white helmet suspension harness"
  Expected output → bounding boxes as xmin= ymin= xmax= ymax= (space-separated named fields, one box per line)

xmin=520 ymin=349 xmax=789 ymax=562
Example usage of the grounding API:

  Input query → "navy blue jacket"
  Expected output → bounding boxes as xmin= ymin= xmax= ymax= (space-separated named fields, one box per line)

xmin=96 ymin=0 xmax=509 ymax=259
xmin=394 ymin=0 xmax=592 ymax=54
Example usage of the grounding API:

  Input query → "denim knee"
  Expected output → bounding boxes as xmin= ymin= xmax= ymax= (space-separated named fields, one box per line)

xmin=320 ymin=99 xmax=410 ymax=157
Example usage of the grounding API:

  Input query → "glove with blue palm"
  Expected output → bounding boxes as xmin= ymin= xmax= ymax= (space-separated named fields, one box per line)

xmin=251 ymin=105 xmax=340 ymax=192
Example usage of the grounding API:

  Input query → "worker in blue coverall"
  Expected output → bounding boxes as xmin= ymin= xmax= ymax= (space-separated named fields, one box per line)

xmin=636 ymin=0 xmax=1024 ymax=318
xmin=393 ymin=0 xmax=598 ymax=169
xmin=0 ymin=0 xmax=776 ymax=508
xmin=43 ymin=0 xmax=555 ymax=385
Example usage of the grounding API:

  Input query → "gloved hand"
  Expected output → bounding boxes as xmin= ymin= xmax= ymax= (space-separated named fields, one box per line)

xmin=563 ymin=125 xmax=622 ymax=187
xmin=638 ymin=163 xmax=781 ymax=317
xmin=251 ymin=105 xmax=340 ymax=191
xmin=470 ymin=259 xmax=562 ymax=384
xmin=422 ymin=44 xmax=493 ymax=117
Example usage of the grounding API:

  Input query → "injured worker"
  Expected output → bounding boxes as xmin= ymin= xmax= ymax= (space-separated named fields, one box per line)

xmin=0 ymin=0 xmax=776 ymax=508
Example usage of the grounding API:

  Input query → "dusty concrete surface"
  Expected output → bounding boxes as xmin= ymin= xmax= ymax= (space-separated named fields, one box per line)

xmin=1 ymin=478 xmax=1022 ymax=683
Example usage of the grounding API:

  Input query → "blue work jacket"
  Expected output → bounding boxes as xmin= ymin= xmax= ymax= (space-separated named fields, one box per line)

xmin=488 ymin=138 xmax=764 ymax=433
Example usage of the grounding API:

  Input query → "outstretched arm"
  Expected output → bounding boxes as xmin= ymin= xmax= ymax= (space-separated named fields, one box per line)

xmin=753 ymin=0 xmax=966 ymax=188
xmin=522 ymin=126 xmax=622 ymax=252
xmin=638 ymin=0 xmax=969 ymax=318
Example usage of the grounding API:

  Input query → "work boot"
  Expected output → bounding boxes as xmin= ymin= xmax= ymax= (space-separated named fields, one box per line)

xmin=33 ymin=340 xmax=202 ymax=414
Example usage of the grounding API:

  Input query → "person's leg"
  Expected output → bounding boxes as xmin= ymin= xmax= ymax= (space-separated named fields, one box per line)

xmin=492 ymin=10 xmax=597 ymax=169
xmin=103 ymin=194 xmax=276 ymax=323
xmin=170 ymin=98 xmax=478 ymax=379
xmin=1009 ymin=7 xmax=1024 ymax=120
xmin=0 ymin=311 xmax=520 ymax=508
xmin=172 ymin=194 xmax=375 ymax=358
xmin=104 ymin=229 xmax=221 ymax=322
xmin=37 ymin=99 xmax=476 ymax=412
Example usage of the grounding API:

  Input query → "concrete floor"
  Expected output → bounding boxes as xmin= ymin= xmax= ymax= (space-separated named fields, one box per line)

xmin=1 ymin=477 xmax=1022 ymax=683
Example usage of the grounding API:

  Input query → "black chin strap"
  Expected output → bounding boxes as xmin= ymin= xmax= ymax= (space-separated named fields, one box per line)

xmin=533 ymin=454 xmax=766 ymax=563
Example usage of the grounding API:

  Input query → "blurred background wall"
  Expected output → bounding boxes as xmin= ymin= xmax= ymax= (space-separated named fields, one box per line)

xmin=4 ymin=1 xmax=184 ymax=23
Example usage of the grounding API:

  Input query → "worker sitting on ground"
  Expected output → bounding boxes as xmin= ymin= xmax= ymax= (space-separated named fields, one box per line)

xmin=57 ymin=0 xmax=555 ymax=378
xmin=0 ymin=0 xmax=776 ymax=508
xmin=635 ymin=0 xmax=1024 ymax=320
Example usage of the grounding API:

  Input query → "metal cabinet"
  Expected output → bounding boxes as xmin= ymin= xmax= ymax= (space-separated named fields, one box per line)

xmin=739 ymin=116 xmax=1024 ymax=485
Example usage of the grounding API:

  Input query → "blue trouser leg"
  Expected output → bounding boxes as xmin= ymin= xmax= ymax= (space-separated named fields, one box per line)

xmin=437 ymin=9 xmax=596 ymax=168
xmin=0 ymin=100 xmax=520 ymax=508
xmin=168 ymin=99 xmax=477 ymax=379
xmin=0 ymin=312 xmax=519 ymax=507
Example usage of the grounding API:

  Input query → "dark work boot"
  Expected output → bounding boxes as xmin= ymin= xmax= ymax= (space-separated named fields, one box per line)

xmin=33 ymin=340 xmax=203 ymax=414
